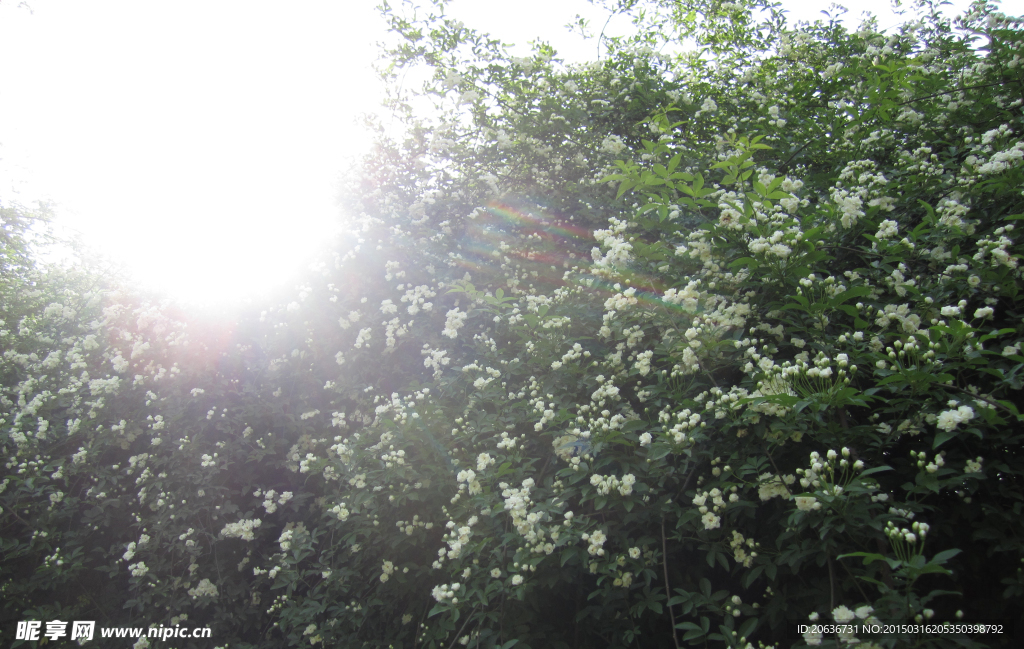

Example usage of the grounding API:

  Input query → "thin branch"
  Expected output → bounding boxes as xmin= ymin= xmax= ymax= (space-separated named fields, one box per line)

xmin=0 ymin=501 xmax=33 ymax=531
xmin=838 ymin=555 xmax=872 ymax=603
xmin=818 ymin=245 xmax=885 ymax=257
xmin=445 ymin=606 xmax=478 ymax=649
xmin=893 ymin=81 xmax=1008 ymax=108
xmin=597 ymin=12 xmax=615 ymax=60
xmin=765 ymin=446 xmax=785 ymax=482
xmin=412 ymin=605 xmax=430 ymax=649
xmin=777 ymin=140 xmax=815 ymax=175
xmin=673 ymin=463 xmax=699 ymax=503
xmin=946 ymin=384 xmax=1021 ymax=420
xmin=828 ymin=554 xmax=837 ymax=613
xmin=659 ymin=515 xmax=684 ymax=646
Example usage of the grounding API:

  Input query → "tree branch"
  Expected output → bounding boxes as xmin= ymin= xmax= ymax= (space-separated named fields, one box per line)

xmin=946 ymin=384 xmax=1021 ymax=420
xmin=661 ymin=517 xmax=682 ymax=649
xmin=445 ymin=606 xmax=479 ymax=649
xmin=827 ymin=554 xmax=836 ymax=613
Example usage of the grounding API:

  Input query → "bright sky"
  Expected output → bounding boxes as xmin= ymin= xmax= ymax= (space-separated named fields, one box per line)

xmin=0 ymin=0 xmax=977 ymax=307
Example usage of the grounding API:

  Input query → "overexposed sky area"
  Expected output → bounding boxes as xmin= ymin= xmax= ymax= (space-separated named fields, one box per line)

xmin=0 ymin=0 xmax=976 ymax=307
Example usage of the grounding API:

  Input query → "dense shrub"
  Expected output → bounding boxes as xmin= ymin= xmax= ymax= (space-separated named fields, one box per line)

xmin=2 ymin=1 xmax=1023 ymax=647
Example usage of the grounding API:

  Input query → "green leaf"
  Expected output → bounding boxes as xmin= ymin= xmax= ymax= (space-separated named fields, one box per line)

xmin=739 ymin=617 xmax=758 ymax=639
xmin=743 ymin=565 xmax=765 ymax=588
xmin=858 ymin=465 xmax=893 ymax=477
xmin=930 ymin=548 xmax=961 ymax=564
xmin=933 ymin=430 xmax=956 ymax=449
xmin=682 ymin=628 xmax=705 ymax=641
xmin=837 ymin=552 xmax=888 ymax=566
xmin=560 ymin=547 xmax=576 ymax=568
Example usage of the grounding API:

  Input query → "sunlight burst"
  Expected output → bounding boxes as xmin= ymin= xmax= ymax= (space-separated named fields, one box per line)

xmin=0 ymin=0 xmax=380 ymax=305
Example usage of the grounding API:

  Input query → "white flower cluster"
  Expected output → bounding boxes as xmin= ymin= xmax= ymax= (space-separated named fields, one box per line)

xmin=603 ymin=285 xmax=638 ymax=315
xmin=936 ymin=404 xmax=975 ymax=432
xmin=965 ymin=456 xmax=983 ymax=474
xmin=330 ymin=437 xmax=353 ymax=465
xmin=797 ymin=449 xmax=864 ymax=498
xmin=592 ymin=218 xmax=633 ymax=268
xmin=500 ymin=478 xmax=556 ymax=555
xmin=664 ymin=408 xmax=702 ymax=444
xmin=380 ymin=560 xmax=395 ymax=583
xmin=329 ymin=502 xmax=350 ymax=521
xmin=442 ymin=308 xmax=468 ymax=338
xmin=395 ymin=515 xmax=431 ymax=536
xmin=729 ymin=530 xmax=757 ymax=568
xmin=431 ymin=582 xmax=461 ymax=603
xmin=803 ymin=605 xmax=877 ymax=645
xmin=757 ymin=473 xmax=794 ymax=501
xmin=440 ymin=517 xmax=475 ymax=562
xmin=662 ymin=281 xmax=701 ymax=311
xmin=872 ymin=303 xmax=922 ymax=333
xmin=422 ymin=346 xmax=450 ymax=377
xmin=380 ymin=447 xmax=406 ymax=468
xmin=590 ymin=377 xmax=620 ymax=407
xmin=875 ymin=219 xmax=899 ymax=240
xmin=582 ymin=529 xmax=607 ymax=556
xmin=600 ymin=135 xmax=627 ymax=155
xmin=831 ymin=187 xmax=865 ymax=229
xmin=973 ymin=225 xmax=1018 ymax=269
xmin=794 ymin=496 xmax=821 ymax=512
xmin=914 ymin=451 xmax=945 ymax=474
xmin=496 ymin=431 xmax=520 ymax=450
xmin=401 ymin=284 xmax=436 ymax=314
xmin=128 ymin=561 xmax=148 ymax=577
xmin=220 ymin=518 xmax=262 ymax=541
xmin=278 ymin=528 xmax=294 ymax=552
xmin=589 ymin=472 xmax=637 ymax=496
xmin=338 ymin=310 xmax=362 ymax=330
xmin=886 ymin=520 xmax=929 ymax=544
xmin=552 ymin=342 xmax=587 ymax=369
xmin=693 ymin=489 xmax=725 ymax=530
xmin=384 ymin=260 xmax=405 ymax=281
xmin=256 ymin=489 xmax=293 ymax=514
xmin=382 ymin=317 xmax=409 ymax=350
xmin=353 ymin=327 xmax=373 ymax=349
xmin=632 ymin=349 xmax=654 ymax=376
xmin=456 ymin=469 xmax=482 ymax=495
xmin=976 ymin=140 xmax=1024 ymax=175
xmin=468 ymin=365 xmax=501 ymax=390
xmin=188 ymin=578 xmax=218 ymax=599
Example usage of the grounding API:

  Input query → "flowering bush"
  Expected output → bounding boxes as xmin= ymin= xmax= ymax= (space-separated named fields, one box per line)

xmin=2 ymin=1 xmax=1024 ymax=648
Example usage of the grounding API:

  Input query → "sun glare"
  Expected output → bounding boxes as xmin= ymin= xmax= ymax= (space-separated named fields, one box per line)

xmin=1 ymin=0 xmax=978 ymax=310
xmin=0 ymin=0 xmax=381 ymax=307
